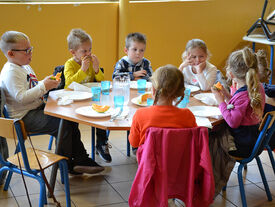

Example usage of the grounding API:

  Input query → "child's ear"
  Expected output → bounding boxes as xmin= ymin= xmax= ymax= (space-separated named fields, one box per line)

xmin=69 ymin=49 xmax=75 ymax=55
xmin=7 ymin=50 xmax=14 ymax=58
xmin=228 ymin=71 xmax=235 ymax=79
xmin=124 ymin=47 xmax=128 ymax=55
xmin=152 ymin=87 xmax=156 ymax=97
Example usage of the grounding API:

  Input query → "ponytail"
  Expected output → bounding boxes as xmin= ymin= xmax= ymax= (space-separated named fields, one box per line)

xmin=246 ymin=68 xmax=263 ymax=119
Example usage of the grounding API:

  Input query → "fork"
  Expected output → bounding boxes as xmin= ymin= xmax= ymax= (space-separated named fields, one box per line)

xmin=110 ymin=107 xmax=123 ymax=122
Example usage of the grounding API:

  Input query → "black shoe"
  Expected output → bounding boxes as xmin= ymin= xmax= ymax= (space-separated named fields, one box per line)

xmin=73 ymin=165 xmax=104 ymax=174
xmin=69 ymin=169 xmax=83 ymax=175
xmin=96 ymin=143 xmax=112 ymax=162
xmin=73 ymin=158 xmax=104 ymax=174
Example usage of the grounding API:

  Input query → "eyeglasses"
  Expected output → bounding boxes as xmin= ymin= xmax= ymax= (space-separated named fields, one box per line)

xmin=11 ymin=47 xmax=33 ymax=54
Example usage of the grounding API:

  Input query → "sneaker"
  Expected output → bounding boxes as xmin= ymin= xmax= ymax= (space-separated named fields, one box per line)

xmin=96 ymin=143 xmax=112 ymax=162
xmin=73 ymin=158 xmax=105 ymax=174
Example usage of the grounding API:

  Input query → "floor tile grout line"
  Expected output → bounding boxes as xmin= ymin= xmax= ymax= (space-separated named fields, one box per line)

xmin=8 ymin=186 xmax=20 ymax=207
xmin=103 ymin=176 xmax=128 ymax=203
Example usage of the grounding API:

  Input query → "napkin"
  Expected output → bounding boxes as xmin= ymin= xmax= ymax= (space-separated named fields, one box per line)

xmin=57 ymin=96 xmax=73 ymax=106
xmin=68 ymin=82 xmax=91 ymax=93
xmin=195 ymin=116 xmax=212 ymax=129
xmin=200 ymin=96 xmax=218 ymax=106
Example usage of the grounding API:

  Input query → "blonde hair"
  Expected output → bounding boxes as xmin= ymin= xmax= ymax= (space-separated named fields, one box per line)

xmin=256 ymin=49 xmax=271 ymax=83
xmin=181 ymin=39 xmax=211 ymax=61
xmin=226 ymin=47 xmax=263 ymax=118
xmin=67 ymin=28 xmax=92 ymax=50
xmin=0 ymin=31 xmax=29 ymax=55
xmin=151 ymin=64 xmax=185 ymax=105
xmin=125 ymin=32 xmax=146 ymax=49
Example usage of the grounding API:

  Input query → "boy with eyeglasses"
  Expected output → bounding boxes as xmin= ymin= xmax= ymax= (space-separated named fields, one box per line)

xmin=0 ymin=31 xmax=104 ymax=175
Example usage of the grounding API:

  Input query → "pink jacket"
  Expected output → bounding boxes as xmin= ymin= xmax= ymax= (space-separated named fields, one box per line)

xmin=128 ymin=127 xmax=215 ymax=207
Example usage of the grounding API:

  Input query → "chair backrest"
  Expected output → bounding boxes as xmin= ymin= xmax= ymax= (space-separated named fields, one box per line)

xmin=53 ymin=65 xmax=65 ymax=90
xmin=0 ymin=117 xmax=16 ymax=139
xmin=0 ymin=117 xmax=34 ymax=173
xmin=245 ymin=111 xmax=275 ymax=163
xmin=43 ymin=65 xmax=65 ymax=100
xmin=261 ymin=111 xmax=275 ymax=147
xmin=129 ymin=127 xmax=215 ymax=207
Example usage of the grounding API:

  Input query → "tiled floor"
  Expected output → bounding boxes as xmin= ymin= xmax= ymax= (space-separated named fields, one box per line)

xmin=1 ymin=124 xmax=275 ymax=206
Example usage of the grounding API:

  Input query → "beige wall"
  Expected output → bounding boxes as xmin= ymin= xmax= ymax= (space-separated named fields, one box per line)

xmin=0 ymin=0 xmax=272 ymax=80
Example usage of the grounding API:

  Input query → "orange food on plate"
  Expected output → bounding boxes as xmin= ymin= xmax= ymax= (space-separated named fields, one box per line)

xmin=213 ymin=82 xmax=222 ymax=90
xmin=137 ymin=93 xmax=153 ymax=104
xmin=92 ymin=104 xmax=110 ymax=113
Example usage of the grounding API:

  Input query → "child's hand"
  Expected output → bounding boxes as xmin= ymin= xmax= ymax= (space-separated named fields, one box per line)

xmin=133 ymin=70 xmax=147 ymax=78
xmin=211 ymin=86 xmax=224 ymax=105
xmin=81 ymin=56 xmax=91 ymax=72
xmin=193 ymin=62 xmax=206 ymax=74
xmin=43 ymin=76 xmax=60 ymax=91
xmin=91 ymin=54 xmax=100 ymax=74
xmin=181 ymin=54 xmax=193 ymax=69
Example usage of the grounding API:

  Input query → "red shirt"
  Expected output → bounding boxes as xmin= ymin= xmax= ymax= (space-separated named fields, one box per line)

xmin=129 ymin=105 xmax=197 ymax=148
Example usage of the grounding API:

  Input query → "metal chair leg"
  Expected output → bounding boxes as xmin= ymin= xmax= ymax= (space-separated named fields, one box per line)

xmin=256 ymin=157 xmax=272 ymax=201
xmin=60 ymin=160 xmax=71 ymax=207
xmin=38 ymin=177 xmax=46 ymax=207
xmin=237 ymin=163 xmax=247 ymax=207
xmin=266 ymin=145 xmax=275 ymax=174
xmin=48 ymin=136 xmax=54 ymax=150
xmin=4 ymin=171 xmax=13 ymax=191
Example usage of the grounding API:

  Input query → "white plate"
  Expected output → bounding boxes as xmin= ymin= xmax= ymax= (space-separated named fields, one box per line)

xmin=184 ymin=84 xmax=200 ymax=93
xmin=187 ymin=106 xmax=221 ymax=117
xmin=82 ymin=82 xmax=112 ymax=89
xmin=75 ymin=106 xmax=114 ymax=118
xmin=55 ymin=91 xmax=92 ymax=101
xmin=130 ymin=81 xmax=152 ymax=89
xmin=131 ymin=97 xmax=147 ymax=107
xmin=194 ymin=93 xmax=218 ymax=106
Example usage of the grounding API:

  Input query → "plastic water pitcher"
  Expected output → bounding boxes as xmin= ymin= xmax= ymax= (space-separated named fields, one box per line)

xmin=113 ymin=73 xmax=130 ymax=105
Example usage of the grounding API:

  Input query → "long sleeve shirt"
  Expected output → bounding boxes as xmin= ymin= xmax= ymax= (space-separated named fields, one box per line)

xmin=219 ymin=85 xmax=265 ymax=157
xmin=0 ymin=62 xmax=46 ymax=119
xmin=182 ymin=61 xmax=217 ymax=91
xmin=64 ymin=58 xmax=104 ymax=89
xmin=113 ymin=56 xmax=153 ymax=81
xmin=129 ymin=105 xmax=197 ymax=148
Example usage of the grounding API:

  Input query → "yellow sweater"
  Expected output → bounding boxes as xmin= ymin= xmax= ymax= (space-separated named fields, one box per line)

xmin=64 ymin=58 xmax=104 ymax=88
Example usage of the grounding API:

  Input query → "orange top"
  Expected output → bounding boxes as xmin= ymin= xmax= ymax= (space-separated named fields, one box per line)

xmin=129 ymin=105 xmax=197 ymax=148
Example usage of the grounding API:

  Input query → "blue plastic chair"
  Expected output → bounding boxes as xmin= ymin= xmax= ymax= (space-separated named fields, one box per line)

xmin=0 ymin=118 xmax=71 ymax=207
xmin=228 ymin=111 xmax=275 ymax=207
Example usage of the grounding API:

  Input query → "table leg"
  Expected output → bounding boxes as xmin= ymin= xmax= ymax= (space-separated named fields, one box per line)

xmin=127 ymin=130 xmax=130 ymax=157
xmin=91 ymin=127 xmax=95 ymax=160
xmin=48 ymin=119 xmax=65 ymax=198
xmin=270 ymin=45 xmax=274 ymax=84
xmin=252 ymin=42 xmax=255 ymax=52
